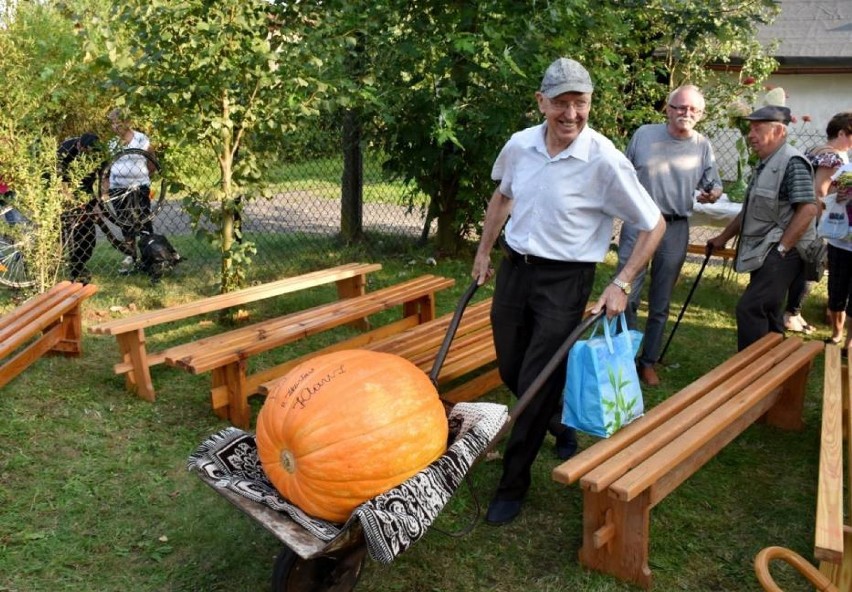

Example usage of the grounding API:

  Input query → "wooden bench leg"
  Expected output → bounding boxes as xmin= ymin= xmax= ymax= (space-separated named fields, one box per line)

xmin=764 ymin=359 xmax=814 ymax=431
xmin=211 ymin=360 xmax=251 ymax=429
xmin=115 ymin=330 xmax=156 ymax=402
xmin=48 ymin=306 xmax=84 ymax=357
xmin=336 ymin=273 xmax=370 ymax=331
xmin=580 ymin=488 xmax=653 ymax=589
xmin=403 ymin=294 xmax=437 ymax=324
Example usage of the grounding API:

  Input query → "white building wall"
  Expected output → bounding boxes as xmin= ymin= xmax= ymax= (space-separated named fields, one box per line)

xmin=765 ymin=72 xmax=852 ymax=136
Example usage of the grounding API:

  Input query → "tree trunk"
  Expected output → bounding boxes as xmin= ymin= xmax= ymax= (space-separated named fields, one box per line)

xmin=341 ymin=108 xmax=363 ymax=243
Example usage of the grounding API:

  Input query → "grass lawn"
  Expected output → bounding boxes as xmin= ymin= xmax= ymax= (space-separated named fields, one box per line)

xmin=0 ymin=247 xmax=830 ymax=592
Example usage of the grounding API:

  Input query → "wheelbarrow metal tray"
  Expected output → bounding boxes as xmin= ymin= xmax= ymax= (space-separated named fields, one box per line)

xmin=196 ymin=465 xmax=364 ymax=559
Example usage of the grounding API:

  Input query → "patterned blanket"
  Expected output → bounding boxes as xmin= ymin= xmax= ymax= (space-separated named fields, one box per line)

xmin=187 ymin=401 xmax=508 ymax=564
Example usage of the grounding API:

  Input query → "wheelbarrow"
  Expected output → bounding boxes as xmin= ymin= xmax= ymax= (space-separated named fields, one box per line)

xmin=189 ymin=279 xmax=604 ymax=592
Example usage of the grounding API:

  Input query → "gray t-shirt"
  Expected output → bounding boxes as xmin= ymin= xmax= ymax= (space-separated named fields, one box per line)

xmin=625 ymin=123 xmax=722 ymax=218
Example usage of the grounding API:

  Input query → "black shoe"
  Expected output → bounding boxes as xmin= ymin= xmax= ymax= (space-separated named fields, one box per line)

xmin=485 ymin=499 xmax=523 ymax=526
xmin=555 ymin=428 xmax=578 ymax=460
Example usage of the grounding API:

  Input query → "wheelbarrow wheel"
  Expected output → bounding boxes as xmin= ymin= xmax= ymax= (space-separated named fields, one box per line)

xmin=271 ymin=545 xmax=367 ymax=592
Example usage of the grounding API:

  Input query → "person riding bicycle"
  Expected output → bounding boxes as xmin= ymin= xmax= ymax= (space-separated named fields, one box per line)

xmin=104 ymin=108 xmax=156 ymax=270
xmin=58 ymin=132 xmax=102 ymax=283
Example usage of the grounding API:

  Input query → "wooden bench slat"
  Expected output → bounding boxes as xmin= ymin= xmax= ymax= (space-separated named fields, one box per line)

xmin=0 ymin=281 xmax=74 ymax=332
xmin=442 ymin=367 xmax=503 ymax=403
xmin=167 ymin=276 xmax=454 ymax=374
xmin=815 ymin=344 xmax=845 ymax=564
xmin=579 ymin=337 xmax=802 ymax=494
xmin=609 ymin=340 xmax=823 ymax=504
xmin=0 ymin=282 xmax=98 ymax=389
xmin=0 ymin=284 xmax=98 ymax=359
xmin=215 ymin=316 xmax=422 ymax=409
xmin=552 ymin=332 xmax=784 ymax=486
xmin=0 ymin=323 xmax=65 ymax=389
xmin=0 ymin=282 xmax=85 ymax=344
xmin=89 ymin=263 xmax=381 ymax=335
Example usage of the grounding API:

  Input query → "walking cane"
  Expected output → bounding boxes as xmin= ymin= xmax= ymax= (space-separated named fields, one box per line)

xmin=658 ymin=246 xmax=713 ymax=364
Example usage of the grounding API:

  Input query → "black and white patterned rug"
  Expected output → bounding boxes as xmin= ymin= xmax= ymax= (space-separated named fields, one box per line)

xmin=186 ymin=401 xmax=508 ymax=564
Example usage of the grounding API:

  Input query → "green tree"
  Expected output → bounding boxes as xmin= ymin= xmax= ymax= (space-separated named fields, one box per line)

xmin=0 ymin=0 xmax=114 ymax=292
xmin=101 ymin=0 xmax=327 ymax=292
xmin=326 ymin=0 xmax=778 ymax=253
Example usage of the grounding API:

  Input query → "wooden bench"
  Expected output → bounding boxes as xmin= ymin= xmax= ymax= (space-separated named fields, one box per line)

xmin=257 ymin=297 xmax=502 ymax=406
xmin=754 ymin=344 xmax=849 ymax=591
xmin=164 ymin=274 xmax=455 ymax=428
xmin=89 ymin=262 xmax=382 ymax=403
xmin=552 ymin=333 xmax=823 ymax=589
xmin=815 ymin=343 xmax=852 ymax=586
xmin=1 ymin=281 xmax=99 ymax=389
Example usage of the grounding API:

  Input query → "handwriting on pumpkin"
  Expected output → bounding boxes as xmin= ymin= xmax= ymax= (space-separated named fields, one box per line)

xmin=292 ymin=364 xmax=346 ymax=409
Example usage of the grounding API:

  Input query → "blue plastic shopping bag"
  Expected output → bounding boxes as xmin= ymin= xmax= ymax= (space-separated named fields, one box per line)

xmin=562 ymin=313 xmax=644 ymax=438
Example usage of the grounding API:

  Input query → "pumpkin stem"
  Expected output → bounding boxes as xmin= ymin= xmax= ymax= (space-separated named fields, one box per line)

xmin=280 ymin=449 xmax=296 ymax=474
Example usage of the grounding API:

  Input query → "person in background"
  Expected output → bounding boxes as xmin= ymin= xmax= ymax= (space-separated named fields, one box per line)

xmin=104 ymin=108 xmax=155 ymax=270
xmin=707 ymin=105 xmax=818 ymax=351
xmin=824 ymin=167 xmax=852 ymax=352
xmin=783 ymin=111 xmax=852 ymax=337
xmin=58 ymin=133 xmax=102 ymax=284
xmin=616 ymin=84 xmax=722 ymax=386
xmin=471 ymin=57 xmax=664 ymax=526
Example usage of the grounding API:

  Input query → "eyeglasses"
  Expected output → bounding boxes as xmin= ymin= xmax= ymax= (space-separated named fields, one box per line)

xmin=668 ymin=104 xmax=703 ymax=115
xmin=547 ymin=98 xmax=590 ymax=113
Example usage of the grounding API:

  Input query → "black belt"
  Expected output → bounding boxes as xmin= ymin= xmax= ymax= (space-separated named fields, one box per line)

xmin=502 ymin=243 xmax=593 ymax=268
xmin=662 ymin=213 xmax=688 ymax=222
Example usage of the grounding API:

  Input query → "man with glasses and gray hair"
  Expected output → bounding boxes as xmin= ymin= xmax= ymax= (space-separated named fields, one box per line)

xmin=471 ymin=57 xmax=664 ymax=526
xmin=707 ymin=105 xmax=818 ymax=351
xmin=616 ymin=85 xmax=723 ymax=386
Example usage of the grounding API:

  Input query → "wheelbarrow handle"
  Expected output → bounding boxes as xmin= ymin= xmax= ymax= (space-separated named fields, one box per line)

xmin=429 ymin=279 xmax=480 ymax=387
xmin=491 ymin=308 xmax=605 ymax=446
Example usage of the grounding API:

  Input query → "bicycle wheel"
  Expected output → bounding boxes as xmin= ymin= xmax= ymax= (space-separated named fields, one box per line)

xmin=0 ymin=227 xmax=36 ymax=289
xmin=97 ymin=148 xmax=166 ymax=230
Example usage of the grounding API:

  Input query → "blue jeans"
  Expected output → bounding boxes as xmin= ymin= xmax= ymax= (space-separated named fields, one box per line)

xmin=617 ymin=218 xmax=690 ymax=367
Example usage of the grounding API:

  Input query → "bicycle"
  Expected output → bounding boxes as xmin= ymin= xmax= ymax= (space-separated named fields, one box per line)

xmin=0 ymin=203 xmax=36 ymax=288
xmin=0 ymin=148 xmax=166 ymax=288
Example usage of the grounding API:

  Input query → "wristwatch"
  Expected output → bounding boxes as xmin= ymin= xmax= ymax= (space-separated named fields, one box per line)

xmin=612 ymin=277 xmax=632 ymax=295
xmin=776 ymin=243 xmax=788 ymax=257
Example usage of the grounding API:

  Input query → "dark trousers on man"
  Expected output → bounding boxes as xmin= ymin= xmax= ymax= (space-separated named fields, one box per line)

xmin=490 ymin=253 xmax=595 ymax=501
xmin=62 ymin=200 xmax=97 ymax=281
xmin=737 ymin=248 xmax=803 ymax=351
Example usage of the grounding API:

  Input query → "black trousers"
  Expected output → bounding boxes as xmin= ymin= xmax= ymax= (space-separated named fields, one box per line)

xmin=737 ymin=247 xmax=803 ymax=351
xmin=490 ymin=255 xmax=595 ymax=501
xmin=62 ymin=200 xmax=97 ymax=279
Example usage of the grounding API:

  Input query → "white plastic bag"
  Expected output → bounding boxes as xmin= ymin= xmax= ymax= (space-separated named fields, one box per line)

xmin=818 ymin=194 xmax=849 ymax=240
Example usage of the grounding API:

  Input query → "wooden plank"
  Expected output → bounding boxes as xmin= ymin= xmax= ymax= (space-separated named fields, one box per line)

xmin=686 ymin=244 xmax=736 ymax=260
xmin=89 ymin=263 xmax=382 ymax=335
xmin=442 ymin=368 xmax=503 ymax=403
xmin=217 ymin=315 xmax=421 ymax=407
xmin=0 ymin=323 xmax=64 ymax=389
xmin=579 ymin=338 xmax=800 ymax=494
xmin=815 ymin=344 xmax=844 ymax=564
xmin=167 ymin=275 xmax=454 ymax=374
xmin=0 ymin=282 xmax=83 ymax=345
xmin=0 ymin=284 xmax=98 ymax=359
xmin=0 ymin=281 xmax=73 ymax=333
xmin=609 ymin=341 xmax=822 ymax=504
xmin=552 ymin=332 xmax=784 ymax=486
xmin=196 ymin=472 xmax=366 ymax=559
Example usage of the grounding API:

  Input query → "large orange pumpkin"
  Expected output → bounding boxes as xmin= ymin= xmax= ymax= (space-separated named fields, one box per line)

xmin=255 ymin=349 xmax=448 ymax=523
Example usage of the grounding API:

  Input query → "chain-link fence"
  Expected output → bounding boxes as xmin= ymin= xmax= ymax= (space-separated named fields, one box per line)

xmin=0 ymin=125 xmax=830 ymax=294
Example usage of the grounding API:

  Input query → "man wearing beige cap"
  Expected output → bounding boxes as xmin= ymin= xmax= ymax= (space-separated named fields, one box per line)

xmin=707 ymin=105 xmax=818 ymax=350
xmin=471 ymin=57 xmax=664 ymax=525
